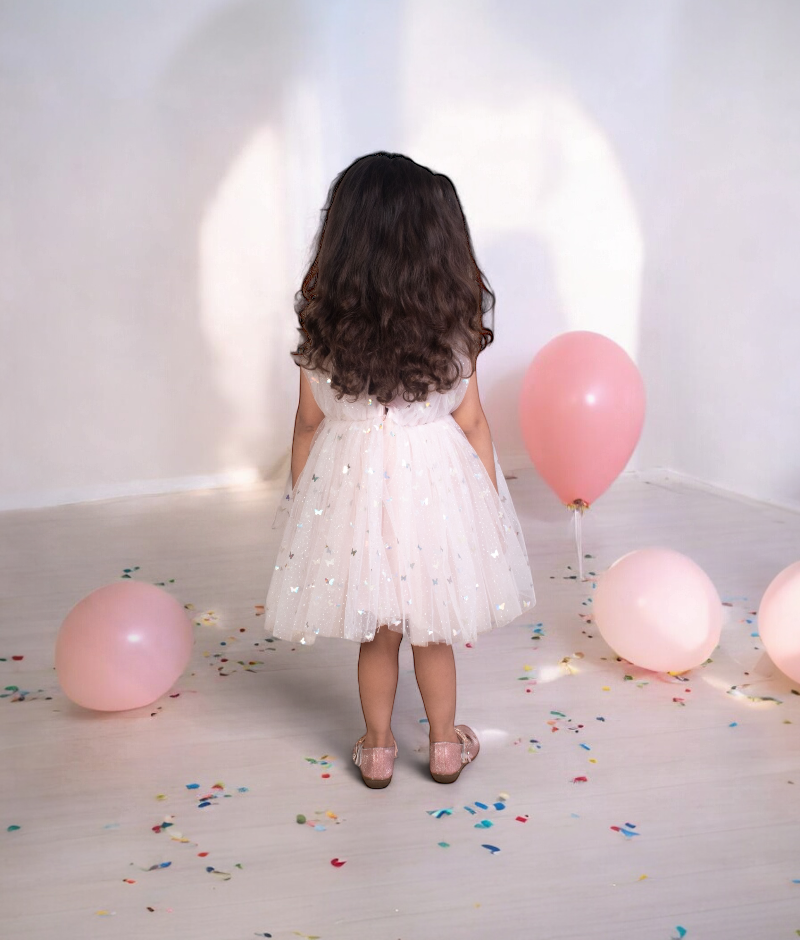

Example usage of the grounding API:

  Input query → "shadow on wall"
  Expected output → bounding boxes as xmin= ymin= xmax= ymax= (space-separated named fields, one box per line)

xmin=152 ymin=0 xmax=304 ymax=481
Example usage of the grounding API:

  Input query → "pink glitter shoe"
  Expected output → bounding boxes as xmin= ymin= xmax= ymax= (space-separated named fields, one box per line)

xmin=352 ymin=734 xmax=398 ymax=788
xmin=429 ymin=725 xmax=480 ymax=783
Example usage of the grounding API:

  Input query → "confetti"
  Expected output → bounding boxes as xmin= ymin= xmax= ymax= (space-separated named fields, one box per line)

xmin=672 ymin=929 xmax=687 ymax=939
xmin=330 ymin=857 xmax=346 ymax=867
xmin=7 ymin=825 xmax=20 ymax=832
xmin=481 ymin=844 xmax=501 ymax=854
xmin=610 ymin=824 xmax=639 ymax=838
xmin=438 ymin=841 xmax=450 ymax=848
xmin=572 ymin=776 xmax=588 ymax=784
xmin=474 ymin=820 xmax=494 ymax=829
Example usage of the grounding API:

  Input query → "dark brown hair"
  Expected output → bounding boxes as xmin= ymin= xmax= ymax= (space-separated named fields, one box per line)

xmin=291 ymin=152 xmax=495 ymax=404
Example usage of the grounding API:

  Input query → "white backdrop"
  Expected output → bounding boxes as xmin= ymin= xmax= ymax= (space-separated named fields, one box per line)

xmin=2 ymin=0 xmax=798 ymax=510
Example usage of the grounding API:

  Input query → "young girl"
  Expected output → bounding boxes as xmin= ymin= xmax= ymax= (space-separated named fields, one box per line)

xmin=264 ymin=152 xmax=536 ymax=788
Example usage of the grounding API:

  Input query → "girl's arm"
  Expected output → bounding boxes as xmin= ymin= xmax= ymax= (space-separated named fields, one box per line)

xmin=291 ymin=368 xmax=325 ymax=488
xmin=450 ymin=361 xmax=499 ymax=493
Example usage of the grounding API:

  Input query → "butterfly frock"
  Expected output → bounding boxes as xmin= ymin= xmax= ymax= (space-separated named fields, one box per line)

xmin=264 ymin=352 xmax=536 ymax=646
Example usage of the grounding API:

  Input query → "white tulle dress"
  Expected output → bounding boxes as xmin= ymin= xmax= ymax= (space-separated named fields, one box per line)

xmin=264 ymin=352 xmax=536 ymax=646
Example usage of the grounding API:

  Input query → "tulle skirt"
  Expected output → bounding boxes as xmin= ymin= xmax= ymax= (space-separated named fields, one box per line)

xmin=264 ymin=412 xmax=536 ymax=646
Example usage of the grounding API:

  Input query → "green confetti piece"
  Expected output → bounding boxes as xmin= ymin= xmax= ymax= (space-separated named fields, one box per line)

xmin=7 ymin=825 xmax=21 ymax=832
xmin=437 ymin=841 xmax=449 ymax=848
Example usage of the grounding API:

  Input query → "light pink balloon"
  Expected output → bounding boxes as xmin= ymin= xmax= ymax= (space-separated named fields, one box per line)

xmin=758 ymin=561 xmax=800 ymax=683
xmin=594 ymin=548 xmax=722 ymax=673
xmin=55 ymin=582 xmax=193 ymax=711
xmin=519 ymin=331 xmax=645 ymax=507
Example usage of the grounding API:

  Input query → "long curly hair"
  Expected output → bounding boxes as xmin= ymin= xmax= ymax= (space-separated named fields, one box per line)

xmin=291 ymin=152 xmax=495 ymax=404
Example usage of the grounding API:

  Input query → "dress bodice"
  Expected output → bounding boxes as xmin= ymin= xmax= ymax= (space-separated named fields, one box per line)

xmin=304 ymin=351 xmax=472 ymax=426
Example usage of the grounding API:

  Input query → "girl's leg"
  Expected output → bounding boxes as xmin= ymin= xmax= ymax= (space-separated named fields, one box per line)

xmin=357 ymin=624 xmax=403 ymax=747
xmin=411 ymin=640 xmax=460 ymax=744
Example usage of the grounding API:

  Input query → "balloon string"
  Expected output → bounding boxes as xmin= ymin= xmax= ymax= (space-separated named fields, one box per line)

xmin=574 ymin=507 xmax=583 ymax=581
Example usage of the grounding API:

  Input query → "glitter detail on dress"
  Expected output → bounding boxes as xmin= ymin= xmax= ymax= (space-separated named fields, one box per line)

xmin=264 ymin=349 xmax=536 ymax=646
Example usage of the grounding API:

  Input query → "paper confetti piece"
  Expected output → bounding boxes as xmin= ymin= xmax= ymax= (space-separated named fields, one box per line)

xmin=438 ymin=841 xmax=450 ymax=848
xmin=427 ymin=808 xmax=453 ymax=818
xmin=481 ymin=844 xmax=501 ymax=854
xmin=672 ymin=928 xmax=687 ymax=939
xmin=474 ymin=820 xmax=494 ymax=829
xmin=186 ymin=783 xmax=200 ymax=789
xmin=515 ymin=815 xmax=529 ymax=823
xmin=95 ymin=910 xmax=116 ymax=916
xmin=572 ymin=776 xmax=588 ymax=784
xmin=7 ymin=825 xmax=20 ymax=832
xmin=727 ymin=686 xmax=782 ymax=704
xmin=610 ymin=825 xmax=640 ymax=838
xmin=330 ymin=857 xmax=346 ymax=867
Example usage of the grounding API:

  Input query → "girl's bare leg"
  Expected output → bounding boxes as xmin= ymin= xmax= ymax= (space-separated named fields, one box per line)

xmin=357 ymin=624 xmax=403 ymax=747
xmin=411 ymin=640 xmax=460 ymax=744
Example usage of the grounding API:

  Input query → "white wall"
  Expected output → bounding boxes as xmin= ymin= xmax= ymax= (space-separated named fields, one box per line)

xmin=1 ymin=0 xmax=798 ymax=511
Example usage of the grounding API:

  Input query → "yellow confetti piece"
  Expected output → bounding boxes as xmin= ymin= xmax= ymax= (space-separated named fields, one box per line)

xmin=602 ymin=686 xmax=610 ymax=691
xmin=588 ymin=758 xmax=597 ymax=764
xmin=638 ymin=874 xmax=648 ymax=881
xmin=523 ymin=665 xmax=533 ymax=671
xmin=155 ymin=794 xmax=167 ymax=801
xmin=95 ymin=910 xmax=115 ymax=917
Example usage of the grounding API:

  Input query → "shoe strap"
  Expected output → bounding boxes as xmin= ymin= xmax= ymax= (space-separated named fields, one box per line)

xmin=455 ymin=726 xmax=471 ymax=764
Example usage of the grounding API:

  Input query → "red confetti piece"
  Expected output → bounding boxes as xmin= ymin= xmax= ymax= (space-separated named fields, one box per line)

xmin=515 ymin=816 xmax=528 ymax=823
xmin=12 ymin=656 xmax=23 ymax=661
xmin=123 ymin=879 xmax=136 ymax=884
xmin=321 ymin=773 xmax=331 ymax=779
xmin=330 ymin=858 xmax=346 ymax=867
xmin=198 ymin=852 xmax=209 ymax=857
xmin=572 ymin=776 xmax=588 ymax=783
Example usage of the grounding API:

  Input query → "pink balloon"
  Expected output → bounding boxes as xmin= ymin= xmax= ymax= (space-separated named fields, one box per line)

xmin=55 ymin=582 xmax=193 ymax=711
xmin=758 ymin=561 xmax=800 ymax=683
xmin=594 ymin=548 xmax=722 ymax=673
xmin=519 ymin=331 xmax=645 ymax=507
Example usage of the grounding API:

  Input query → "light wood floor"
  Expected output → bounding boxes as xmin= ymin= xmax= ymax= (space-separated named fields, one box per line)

xmin=2 ymin=468 xmax=799 ymax=939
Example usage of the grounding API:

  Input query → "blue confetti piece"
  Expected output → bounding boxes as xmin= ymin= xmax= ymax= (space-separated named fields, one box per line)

xmin=729 ymin=722 xmax=738 ymax=727
xmin=463 ymin=805 xmax=477 ymax=815
xmin=672 ymin=928 xmax=687 ymax=939
xmin=493 ymin=802 xmax=505 ymax=811
xmin=579 ymin=743 xmax=591 ymax=751
xmin=475 ymin=801 xmax=489 ymax=809
xmin=237 ymin=787 xmax=249 ymax=792
xmin=198 ymin=801 xmax=211 ymax=808
xmin=427 ymin=808 xmax=453 ymax=818
xmin=186 ymin=783 xmax=200 ymax=789
xmin=481 ymin=844 xmax=501 ymax=854
xmin=475 ymin=820 xmax=493 ymax=829
xmin=419 ymin=718 xmax=429 ymax=723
